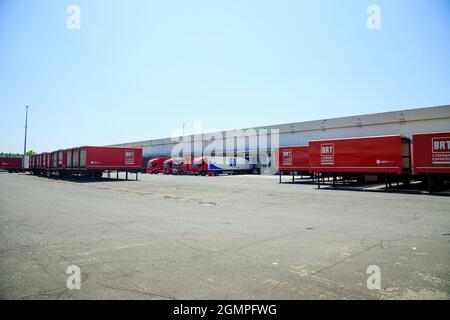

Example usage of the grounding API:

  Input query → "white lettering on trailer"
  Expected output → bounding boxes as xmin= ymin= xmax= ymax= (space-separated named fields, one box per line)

xmin=282 ymin=150 xmax=292 ymax=166
xmin=321 ymin=144 xmax=334 ymax=156
xmin=432 ymin=137 xmax=450 ymax=152
xmin=320 ymin=143 xmax=335 ymax=165
xmin=433 ymin=140 xmax=450 ymax=151
xmin=125 ymin=150 xmax=135 ymax=165
xmin=431 ymin=137 xmax=450 ymax=164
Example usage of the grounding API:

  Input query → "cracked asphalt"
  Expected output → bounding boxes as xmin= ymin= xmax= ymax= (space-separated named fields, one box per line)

xmin=0 ymin=172 xmax=449 ymax=299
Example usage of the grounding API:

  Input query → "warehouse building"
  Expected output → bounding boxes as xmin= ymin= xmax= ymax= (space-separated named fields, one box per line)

xmin=111 ymin=105 xmax=450 ymax=174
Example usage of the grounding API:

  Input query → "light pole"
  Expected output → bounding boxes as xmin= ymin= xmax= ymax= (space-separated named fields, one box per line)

xmin=23 ymin=106 xmax=29 ymax=168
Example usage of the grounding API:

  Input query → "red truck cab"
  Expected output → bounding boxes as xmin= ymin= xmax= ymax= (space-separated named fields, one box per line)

xmin=147 ymin=157 xmax=168 ymax=174
xmin=172 ymin=157 xmax=193 ymax=175
xmin=192 ymin=156 xmax=215 ymax=176
xmin=162 ymin=158 xmax=174 ymax=174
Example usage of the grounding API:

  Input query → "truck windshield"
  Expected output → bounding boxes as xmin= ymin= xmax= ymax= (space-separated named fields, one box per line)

xmin=193 ymin=161 xmax=203 ymax=166
xmin=148 ymin=161 xmax=155 ymax=167
xmin=163 ymin=162 xmax=172 ymax=167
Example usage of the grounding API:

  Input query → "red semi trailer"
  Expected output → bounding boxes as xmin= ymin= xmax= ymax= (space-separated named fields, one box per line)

xmin=308 ymin=135 xmax=411 ymax=187
xmin=67 ymin=146 xmax=143 ymax=178
xmin=191 ymin=156 xmax=256 ymax=176
xmin=0 ymin=157 xmax=22 ymax=172
xmin=413 ymin=131 xmax=450 ymax=174
xmin=276 ymin=146 xmax=310 ymax=182
xmin=147 ymin=157 xmax=169 ymax=174
xmin=412 ymin=131 xmax=450 ymax=191
xmin=31 ymin=147 xmax=142 ymax=179
xmin=47 ymin=149 xmax=68 ymax=176
xmin=309 ymin=135 xmax=410 ymax=174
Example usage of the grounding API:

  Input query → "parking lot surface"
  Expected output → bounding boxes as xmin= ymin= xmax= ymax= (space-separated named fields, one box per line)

xmin=0 ymin=173 xmax=449 ymax=299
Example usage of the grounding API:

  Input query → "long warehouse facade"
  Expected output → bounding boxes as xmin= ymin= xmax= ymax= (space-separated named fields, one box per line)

xmin=111 ymin=105 xmax=450 ymax=174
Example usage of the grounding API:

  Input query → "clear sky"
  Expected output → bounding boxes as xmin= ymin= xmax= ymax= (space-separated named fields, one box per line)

xmin=1 ymin=0 xmax=449 ymax=153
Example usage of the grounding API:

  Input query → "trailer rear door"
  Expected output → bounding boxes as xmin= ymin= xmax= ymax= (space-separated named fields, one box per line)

xmin=67 ymin=149 xmax=72 ymax=168
xmin=73 ymin=149 xmax=79 ymax=168
xmin=80 ymin=148 xmax=86 ymax=168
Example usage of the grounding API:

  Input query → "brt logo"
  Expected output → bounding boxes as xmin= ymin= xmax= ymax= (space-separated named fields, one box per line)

xmin=320 ymin=143 xmax=334 ymax=165
xmin=321 ymin=144 xmax=334 ymax=156
xmin=125 ymin=150 xmax=135 ymax=164
xmin=432 ymin=137 xmax=450 ymax=153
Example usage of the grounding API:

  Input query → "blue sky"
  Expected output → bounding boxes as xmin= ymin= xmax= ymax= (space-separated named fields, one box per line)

xmin=1 ymin=0 xmax=449 ymax=153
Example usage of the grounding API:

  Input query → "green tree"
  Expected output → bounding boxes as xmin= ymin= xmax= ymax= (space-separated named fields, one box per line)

xmin=0 ymin=152 xmax=22 ymax=158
